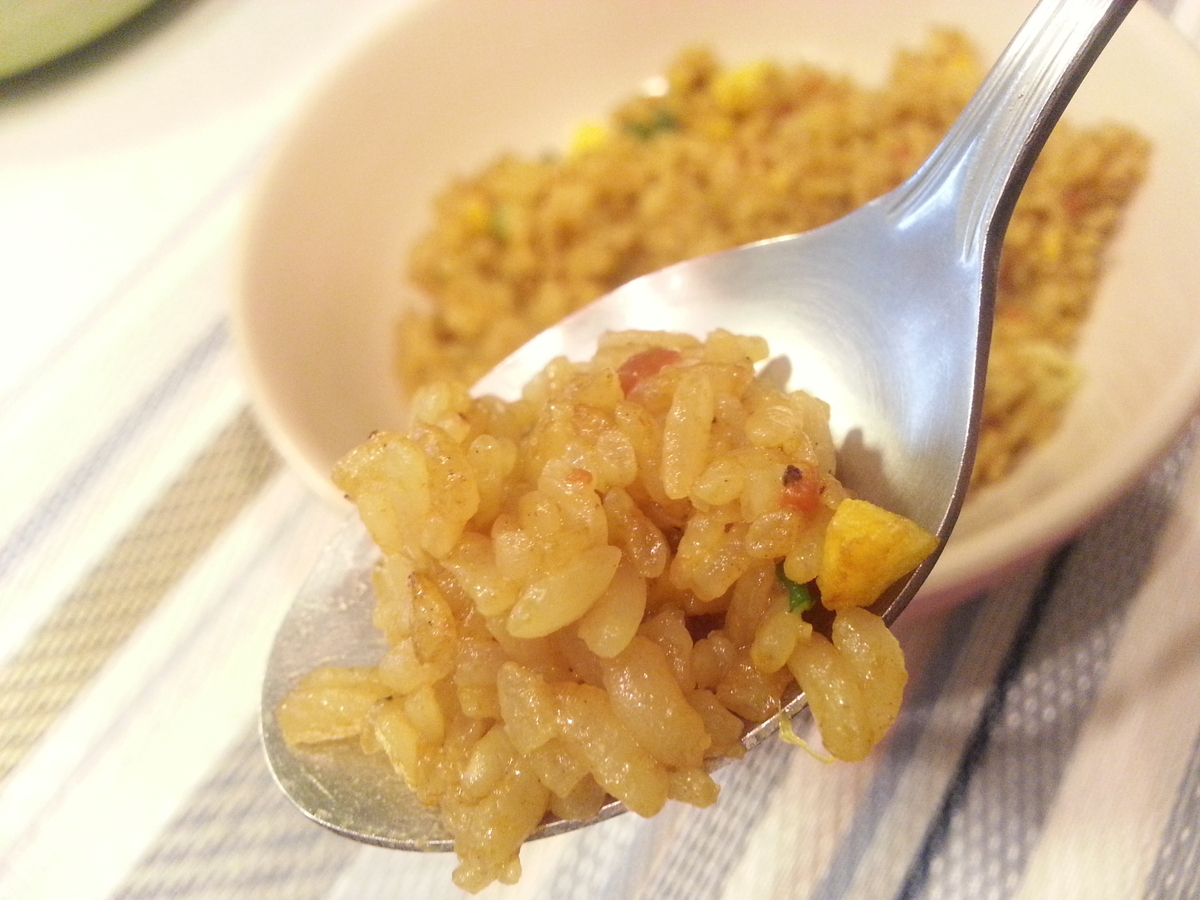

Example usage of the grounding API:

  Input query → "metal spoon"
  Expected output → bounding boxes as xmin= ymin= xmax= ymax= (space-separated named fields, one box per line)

xmin=262 ymin=0 xmax=1133 ymax=851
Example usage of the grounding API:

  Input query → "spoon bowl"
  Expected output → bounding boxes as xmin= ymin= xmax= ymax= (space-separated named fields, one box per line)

xmin=263 ymin=0 xmax=1132 ymax=852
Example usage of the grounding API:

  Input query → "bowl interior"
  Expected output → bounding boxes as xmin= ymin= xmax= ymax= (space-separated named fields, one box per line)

xmin=235 ymin=0 xmax=1200 ymax=611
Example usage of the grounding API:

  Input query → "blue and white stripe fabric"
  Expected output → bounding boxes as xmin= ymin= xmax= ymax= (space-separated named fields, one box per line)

xmin=1 ymin=1 xmax=1199 ymax=898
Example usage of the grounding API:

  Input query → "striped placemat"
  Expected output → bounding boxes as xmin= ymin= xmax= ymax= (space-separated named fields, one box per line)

xmin=1 ymin=1 xmax=1198 ymax=898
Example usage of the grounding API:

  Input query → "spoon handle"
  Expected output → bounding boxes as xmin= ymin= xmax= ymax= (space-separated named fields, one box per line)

xmin=889 ymin=0 xmax=1134 ymax=257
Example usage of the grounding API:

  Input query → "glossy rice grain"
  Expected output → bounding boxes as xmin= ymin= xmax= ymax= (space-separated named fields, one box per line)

xmin=278 ymin=330 xmax=938 ymax=891
xmin=398 ymin=32 xmax=1148 ymax=488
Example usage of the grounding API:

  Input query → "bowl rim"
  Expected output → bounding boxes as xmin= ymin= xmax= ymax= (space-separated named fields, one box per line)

xmin=232 ymin=0 xmax=1200 ymax=611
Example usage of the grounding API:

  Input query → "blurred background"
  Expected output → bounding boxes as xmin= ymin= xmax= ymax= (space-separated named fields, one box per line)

xmin=2 ymin=2 xmax=1199 ymax=899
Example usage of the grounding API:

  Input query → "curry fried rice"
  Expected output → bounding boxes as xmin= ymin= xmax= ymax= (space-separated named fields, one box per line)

xmin=396 ymin=30 xmax=1149 ymax=487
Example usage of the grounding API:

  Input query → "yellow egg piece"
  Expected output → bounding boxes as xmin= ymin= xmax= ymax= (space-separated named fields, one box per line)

xmin=816 ymin=499 xmax=938 ymax=609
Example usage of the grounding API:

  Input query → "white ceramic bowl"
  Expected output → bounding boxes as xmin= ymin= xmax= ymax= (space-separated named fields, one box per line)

xmin=235 ymin=0 xmax=1200 ymax=613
